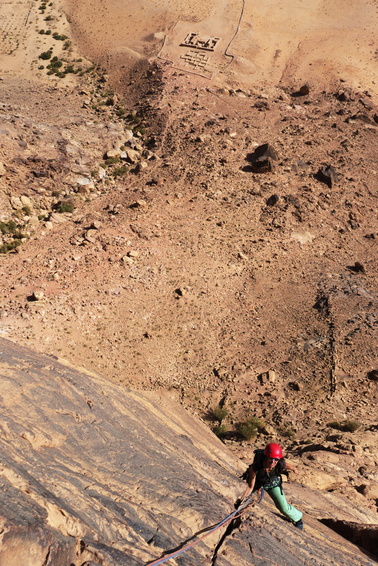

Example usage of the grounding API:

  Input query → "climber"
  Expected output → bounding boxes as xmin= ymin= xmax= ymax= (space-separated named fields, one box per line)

xmin=238 ymin=442 xmax=303 ymax=530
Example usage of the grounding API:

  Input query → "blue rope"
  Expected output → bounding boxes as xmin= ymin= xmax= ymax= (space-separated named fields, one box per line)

xmin=146 ymin=495 xmax=257 ymax=566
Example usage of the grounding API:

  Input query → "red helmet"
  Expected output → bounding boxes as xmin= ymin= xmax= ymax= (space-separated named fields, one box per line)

xmin=264 ymin=443 xmax=283 ymax=459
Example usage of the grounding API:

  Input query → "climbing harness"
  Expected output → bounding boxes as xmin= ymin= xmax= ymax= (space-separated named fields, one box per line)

xmin=146 ymin=490 xmax=263 ymax=566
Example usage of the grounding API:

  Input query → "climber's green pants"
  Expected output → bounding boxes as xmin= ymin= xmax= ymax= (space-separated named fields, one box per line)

xmin=265 ymin=486 xmax=302 ymax=523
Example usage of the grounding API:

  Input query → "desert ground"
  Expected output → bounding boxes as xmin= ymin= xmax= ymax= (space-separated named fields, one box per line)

xmin=62 ymin=0 xmax=378 ymax=95
xmin=0 ymin=0 xmax=377 ymax=528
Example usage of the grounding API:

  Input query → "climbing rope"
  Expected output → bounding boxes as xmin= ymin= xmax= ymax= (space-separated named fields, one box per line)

xmin=146 ymin=491 xmax=263 ymax=566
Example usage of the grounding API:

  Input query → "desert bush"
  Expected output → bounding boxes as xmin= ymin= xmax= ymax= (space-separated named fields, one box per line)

xmin=0 ymin=220 xmax=18 ymax=234
xmin=104 ymin=157 xmax=120 ymax=166
xmin=22 ymin=206 xmax=32 ymax=216
xmin=329 ymin=420 xmax=360 ymax=433
xmin=39 ymin=50 xmax=52 ymax=60
xmin=112 ymin=166 xmax=128 ymax=177
xmin=52 ymin=32 xmax=68 ymax=41
xmin=213 ymin=424 xmax=228 ymax=438
xmin=237 ymin=417 xmax=265 ymax=441
xmin=212 ymin=405 xmax=229 ymax=423
xmin=279 ymin=426 xmax=296 ymax=439
xmin=0 ymin=239 xmax=22 ymax=254
xmin=54 ymin=200 xmax=75 ymax=213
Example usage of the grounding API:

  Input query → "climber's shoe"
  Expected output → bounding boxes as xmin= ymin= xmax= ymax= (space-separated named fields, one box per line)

xmin=293 ymin=519 xmax=303 ymax=530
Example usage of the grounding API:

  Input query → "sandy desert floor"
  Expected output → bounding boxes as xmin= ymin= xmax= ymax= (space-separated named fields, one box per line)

xmin=60 ymin=0 xmax=378 ymax=96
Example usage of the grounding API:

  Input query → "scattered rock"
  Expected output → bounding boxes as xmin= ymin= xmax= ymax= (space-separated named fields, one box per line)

xmin=259 ymin=370 xmax=276 ymax=384
xmin=123 ymin=148 xmax=140 ymax=163
xmin=106 ymin=148 xmax=121 ymax=159
xmin=299 ymin=84 xmax=310 ymax=96
xmin=266 ymin=194 xmax=279 ymax=206
xmin=349 ymin=112 xmax=376 ymax=125
xmin=136 ymin=161 xmax=148 ymax=173
xmin=247 ymin=143 xmax=278 ymax=173
xmin=130 ymin=199 xmax=147 ymax=209
xmin=347 ymin=262 xmax=365 ymax=273
xmin=10 ymin=196 xmax=23 ymax=210
xmin=336 ymin=89 xmax=352 ymax=102
xmin=29 ymin=290 xmax=45 ymax=301
xmin=315 ymin=165 xmax=338 ymax=187
xmin=367 ymin=369 xmax=378 ymax=381
xmin=20 ymin=195 xmax=32 ymax=207
xmin=292 ymin=84 xmax=310 ymax=97
xmin=85 ymin=229 xmax=97 ymax=243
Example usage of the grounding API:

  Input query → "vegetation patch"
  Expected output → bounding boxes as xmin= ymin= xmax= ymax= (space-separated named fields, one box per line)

xmin=211 ymin=405 xmax=229 ymax=423
xmin=212 ymin=424 xmax=228 ymax=438
xmin=237 ymin=417 xmax=265 ymax=441
xmin=54 ymin=200 xmax=75 ymax=213
xmin=328 ymin=420 xmax=360 ymax=433
xmin=112 ymin=166 xmax=128 ymax=177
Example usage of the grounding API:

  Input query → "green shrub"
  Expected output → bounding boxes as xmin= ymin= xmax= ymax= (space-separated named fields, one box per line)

xmin=39 ymin=30 xmax=45 ymax=34
xmin=104 ymin=157 xmax=120 ymax=166
xmin=134 ymin=125 xmax=146 ymax=136
xmin=54 ymin=200 xmax=75 ymax=213
xmin=112 ymin=166 xmax=128 ymax=177
xmin=237 ymin=417 xmax=265 ymax=441
xmin=45 ymin=30 xmax=51 ymax=35
xmin=213 ymin=424 xmax=228 ymax=438
xmin=52 ymin=32 xmax=68 ymax=41
xmin=0 ymin=220 xmax=18 ymax=234
xmin=39 ymin=50 xmax=52 ymax=60
xmin=329 ymin=420 xmax=360 ymax=433
xmin=212 ymin=405 xmax=229 ymax=423
xmin=44 ymin=15 xmax=53 ymax=21
xmin=238 ymin=422 xmax=258 ymax=441
xmin=344 ymin=420 xmax=360 ymax=432
xmin=22 ymin=205 xmax=32 ymax=216
xmin=0 ymin=240 xmax=22 ymax=254
xmin=279 ymin=426 xmax=296 ymax=439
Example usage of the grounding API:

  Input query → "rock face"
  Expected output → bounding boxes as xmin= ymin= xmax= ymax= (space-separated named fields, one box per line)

xmin=0 ymin=338 xmax=240 ymax=566
xmin=0 ymin=337 xmax=377 ymax=566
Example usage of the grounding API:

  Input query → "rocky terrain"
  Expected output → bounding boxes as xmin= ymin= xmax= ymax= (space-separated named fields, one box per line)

xmin=0 ymin=0 xmax=377 ymax=563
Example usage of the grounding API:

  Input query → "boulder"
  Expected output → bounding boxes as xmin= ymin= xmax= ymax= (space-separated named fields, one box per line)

xmin=315 ymin=165 xmax=338 ymax=187
xmin=367 ymin=369 xmax=378 ymax=381
xmin=247 ymin=143 xmax=278 ymax=173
